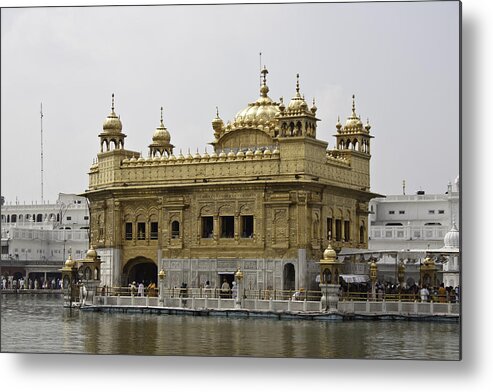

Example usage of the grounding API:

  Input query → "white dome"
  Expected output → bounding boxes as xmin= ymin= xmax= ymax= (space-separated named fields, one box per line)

xmin=444 ymin=222 xmax=459 ymax=248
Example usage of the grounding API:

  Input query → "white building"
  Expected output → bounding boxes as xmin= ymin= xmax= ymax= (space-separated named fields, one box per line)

xmin=1 ymin=193 xmax=90 ymax=283
xmin=364 ymin=177 xmax=460 ymax=287
xmin=369 ymin=177 xmax=460 ymax=251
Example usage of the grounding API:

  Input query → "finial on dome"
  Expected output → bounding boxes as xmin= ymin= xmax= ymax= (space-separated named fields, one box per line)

xmin=111 ymin=93 xmax=115 ymax=112
xmin=296 ymin=73 xmax=300 ymax=94
xmin=261 ymin=66 xmax=268 ymax=83
xmin=351 ymin=94 xmax=357 ymax=117
xmin=260 ymin=66 xmax=269 ymax=97
xmin=216 ymin=106 xmax=219 ymax=117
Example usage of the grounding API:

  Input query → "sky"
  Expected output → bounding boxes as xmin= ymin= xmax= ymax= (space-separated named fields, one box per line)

xmin=1 ymin=1 xmax=460 ymax=204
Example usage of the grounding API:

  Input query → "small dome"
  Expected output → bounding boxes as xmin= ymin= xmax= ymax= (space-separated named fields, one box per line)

xmin=287 ymin=74 xmax=309 ymax=112
xmin=65 ymin=254 xmax=75 ymax=268
xmin=194 ymin=150 xmax=202 ymax=160
xmin=86 ymin=246 xmax=97 ymax=260
xmin=344 ymin=95 xmax=363 ymax=129
xmin=254 ymin=148 xmax=263 ymax=157
xmin=245 ymin=149 xmax=254 ymax=157
xmin=151 ymin=108 xmax=172 ymax=144
xmin=323 ymin=243 xmax=337 ymax=260
xmin=236 ymin=150 xmax=245 ymax=159
xmin=263 ymin=147 xmax=272 ymax=156
xmin=227 ymin=150 xmax=236 ymax=158
xmin=444 ymin=222 xmax=459 ymax=248
xmin=102 ymin=94 xmax=122 ymax=133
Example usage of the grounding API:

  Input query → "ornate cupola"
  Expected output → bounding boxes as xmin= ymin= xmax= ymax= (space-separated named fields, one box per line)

xmin=276 ymin=74 xmax=319 ymax=138
xmin=98 ymin=94 xmax=127 ymax=152
xmin=149 ymin=107 xmax=174 ymax=158
xmin=212 ymin=106 xmax=224 ymax=141
xmin=335 ymin=94 xmax=373 ymax=154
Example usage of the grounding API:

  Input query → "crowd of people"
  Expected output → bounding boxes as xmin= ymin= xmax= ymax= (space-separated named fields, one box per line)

xmin=1 ymin=276 xmax=62 ymax=290
xmin=340 ymin=280 xmax=460 ymax=303
xmin=125 ymin=280 xmax=158 ymax=297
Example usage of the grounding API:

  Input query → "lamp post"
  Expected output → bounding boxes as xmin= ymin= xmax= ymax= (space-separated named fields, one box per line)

xmin=158 ymin=267 xmax=166 ymax=307
xmin=369 ymin=259 xmax=378 ymax=300
xmin=398 ymin=260 xmax=406 ymax=298
xmin=319 ymin=243 xmax=343 ymax=312
xmin=234 ymin=267 xmax=244 ymax=309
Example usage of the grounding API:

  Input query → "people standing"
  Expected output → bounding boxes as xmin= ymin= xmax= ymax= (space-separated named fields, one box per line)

xmin=147 ymin=281 xmax=156 ymax=297
xmin=221 ymin=278 xmax=230 ymax=298
xmin=438 ymin=283 xmax=447 ymax=303
xmin=130 ymin=281 xmax=137 ymax=296
xmin=138 ymin=282 xmax=145 ymax=297
xmin=420 ymin=285 xmax=430 ymax=302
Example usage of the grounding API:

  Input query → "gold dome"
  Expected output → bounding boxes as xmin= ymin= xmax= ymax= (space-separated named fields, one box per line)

xmin=287 ymin=74 xmax=309 ymax=112
xmin=234 ymin=66 xmax=280 ymax=127
xmin=86 ymin=246 xmax=97 ymax=260
xmin=152 ymin=107 xmax=171 ymax=144
xmin=323 ymin=243 xmax=337 ymax=260
xmin=65 ymin=254 xmax=75 ymax=268
xmin=344 ymin=95 xmax=363 ymax=129
xmin=102 ymin=94 xmax=122 ymax=133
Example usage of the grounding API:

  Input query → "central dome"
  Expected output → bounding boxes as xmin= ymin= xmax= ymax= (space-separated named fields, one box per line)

xmin=234 ymin=66 xmax=280 ymax=127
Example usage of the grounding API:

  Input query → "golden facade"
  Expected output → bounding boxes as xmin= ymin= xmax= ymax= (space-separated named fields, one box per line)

xmin=84 ymin=68 xmax=378 ymax=291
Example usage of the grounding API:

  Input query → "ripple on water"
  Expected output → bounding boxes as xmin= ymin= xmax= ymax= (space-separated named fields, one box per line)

xmin=1 ymin=295 xmax=460 ymax=359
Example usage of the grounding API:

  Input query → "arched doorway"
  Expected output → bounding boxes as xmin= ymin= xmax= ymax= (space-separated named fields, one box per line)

xmin=123 ymin=257 xmax=157 ymax=286
xmin=283 ymin=263 xmax=295 ymax=291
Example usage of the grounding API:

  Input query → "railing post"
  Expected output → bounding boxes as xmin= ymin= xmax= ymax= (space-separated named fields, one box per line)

xmin=448 ymin=301 xmax=452 ymax=315
xmin=217 ymin=296 xmax=221 ymax=309
xmin=191 ymin=296 xmax=195 ymax=309
xmin=269 ymin=297 xmax=273 ymax=311
xmin=145 ymin=296 xmax=149 ymax=307
xmin=303 ymin=299 xmax=307 ymax=312
xmin=204 ymin=296 xmax=208 ymax=309
xmin=117 ymin=295 xmax=121 ymax=306
xmin=430 ymin=300 xmax=434 ymax=315
xmin=287 ymin=298 xmax=292 ymax=312
xmin=414 ymin=300 xmax=418 ymax=314
xmin=382 ymin=300 xmax=386 ymax=313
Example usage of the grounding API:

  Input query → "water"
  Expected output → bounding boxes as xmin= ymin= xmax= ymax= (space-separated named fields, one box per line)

xmin=1 ymin=294 xmax=460 ymax=359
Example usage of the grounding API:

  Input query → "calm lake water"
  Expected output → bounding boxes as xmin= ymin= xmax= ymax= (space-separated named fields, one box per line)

xmin=0 ymin=294 xmax=460 ymax=359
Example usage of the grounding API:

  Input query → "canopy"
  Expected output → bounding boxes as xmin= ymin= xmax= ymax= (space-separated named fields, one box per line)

xmin=340 ymin=274 xmax=369 ymax=283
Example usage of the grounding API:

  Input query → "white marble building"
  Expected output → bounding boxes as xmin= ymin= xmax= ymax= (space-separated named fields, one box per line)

xmin=369 ymin=177 xmax=459 ymax=251
xmin=1 ymin=193 xmax=90 ymax=263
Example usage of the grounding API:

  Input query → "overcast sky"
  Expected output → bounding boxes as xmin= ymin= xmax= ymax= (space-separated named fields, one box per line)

xmin=1 ymin=1 xmax=459 ymax=204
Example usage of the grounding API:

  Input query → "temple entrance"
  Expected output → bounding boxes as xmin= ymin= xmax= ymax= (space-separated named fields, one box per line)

xmin=283 ymin=263 xmax=295 ymax=291
xmin=123 ymin=257 xmax=157 ymax=286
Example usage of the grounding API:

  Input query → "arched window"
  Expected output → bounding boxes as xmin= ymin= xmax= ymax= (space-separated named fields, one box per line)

xmin=360 ymin=225 xmax=365 ymax=244
xmin=171 ymin=221 xmax=180 ymax=239
xmin=11 ymin=214 xmax=17 ymax=223
xmin=36 ymin=214 xmax=43 ymax=222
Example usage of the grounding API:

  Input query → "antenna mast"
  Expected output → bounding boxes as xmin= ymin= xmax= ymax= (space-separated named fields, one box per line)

xmin=40 ymin=102 xmax=44 ymax=204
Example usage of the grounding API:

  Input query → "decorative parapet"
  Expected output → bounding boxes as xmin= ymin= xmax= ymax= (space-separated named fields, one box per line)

xmin=326 ymin=150 xmax=350 ymax=167
xmin=120 ymin=146 xmax=279 ymax=167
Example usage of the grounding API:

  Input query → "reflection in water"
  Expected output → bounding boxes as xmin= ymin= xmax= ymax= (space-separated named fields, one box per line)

xmin=1 ymin=294 xmax=460 ymax=359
